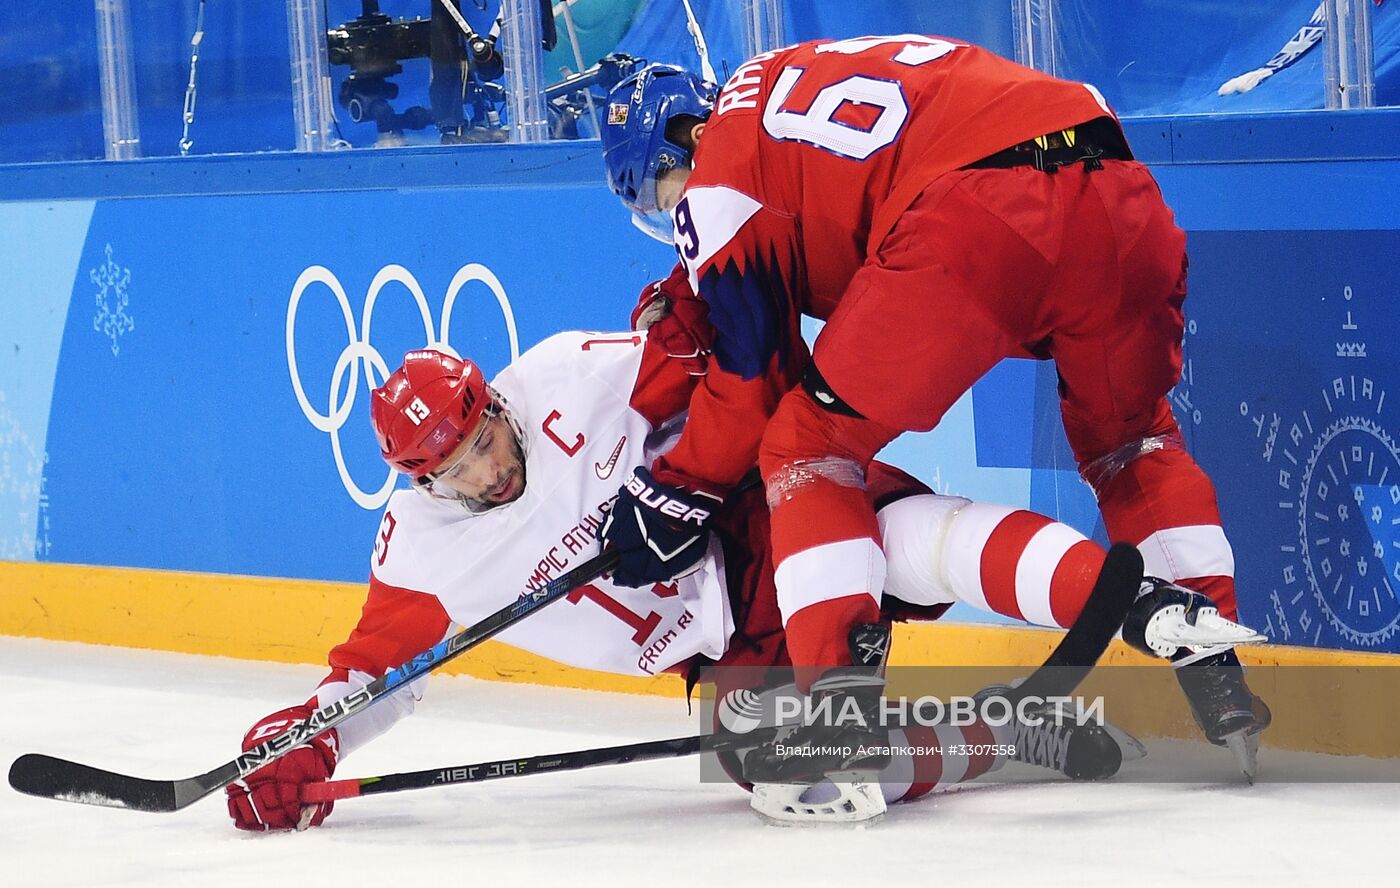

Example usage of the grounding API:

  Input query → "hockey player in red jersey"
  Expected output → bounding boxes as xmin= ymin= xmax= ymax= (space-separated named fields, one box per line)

xmin=598 ymin=36 xmax=1271 ymax=782
xmin=226 ymin=284 xmax=1260 ymax=829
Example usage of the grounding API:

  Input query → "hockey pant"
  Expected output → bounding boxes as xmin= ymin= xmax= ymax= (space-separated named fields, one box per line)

xmin=708 ymin=466 xmax=1083 ymax=803
xmin=760 ymin=159 xmax=1236 ymax=687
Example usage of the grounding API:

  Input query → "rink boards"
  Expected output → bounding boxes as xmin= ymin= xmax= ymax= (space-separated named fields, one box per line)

xmin=1 ymin=558 xmax=1396 ymax=760
xmin=1 ymin=111 xmax=1400 ymax=753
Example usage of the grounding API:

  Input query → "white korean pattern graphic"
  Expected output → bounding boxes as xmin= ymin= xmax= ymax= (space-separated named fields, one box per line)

xmin=91 ymin=243 xmax=135 ymax=356
xmin=1241 ymin=284 xmax=1400 ymax=648
xmin=0 ymin=391 xmax=46 ymax=559
xmin=1170 ymin=316 xmax=1203 ymax=427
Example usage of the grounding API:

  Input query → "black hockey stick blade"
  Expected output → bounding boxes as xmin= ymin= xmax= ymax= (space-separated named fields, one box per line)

xmin=9 ymin=755 xmax=183 ymax=813
xmin=9 ymin=753 xmax=244 ymax=813
xmin=8 ymin=549 xmax=619 ymax=813
xmin=1010 ymin=541 xmax=1144 ymax=704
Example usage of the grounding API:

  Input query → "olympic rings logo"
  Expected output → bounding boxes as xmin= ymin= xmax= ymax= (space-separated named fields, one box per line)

xmin=286 ymin=263 xmax=520 ymax=510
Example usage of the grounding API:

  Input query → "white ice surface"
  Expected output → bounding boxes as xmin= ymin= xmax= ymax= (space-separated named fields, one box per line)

xmin=2 ymin=636 xmax=1396 ymax=888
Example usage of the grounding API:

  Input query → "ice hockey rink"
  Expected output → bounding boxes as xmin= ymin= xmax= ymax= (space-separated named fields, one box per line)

xmin=2 ymin=636 xmax=1395 ymax=888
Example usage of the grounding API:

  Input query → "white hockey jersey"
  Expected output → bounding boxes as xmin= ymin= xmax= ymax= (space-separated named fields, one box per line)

xmin=372 ymin=330 xmax=734 ymax=676
xmin=300 ymin=332 xmax=1112 ymax=762
xmin=313 ymin=331 xmax=734 ymax=756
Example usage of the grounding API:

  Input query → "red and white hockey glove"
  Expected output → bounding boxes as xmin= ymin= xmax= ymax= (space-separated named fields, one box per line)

xmin=631 ymin=268 xmax=713 ymax=376
xmin=226 ymin=704 xmax=339 ymax=832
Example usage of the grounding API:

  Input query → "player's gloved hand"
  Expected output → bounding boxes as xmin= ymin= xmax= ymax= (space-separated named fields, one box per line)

xmin=226 ymin=704 xmax=339 ymax=832
xmin=602 ymin=466 xmax=722 ymax=587
xmin=630 ymin=276 xmax=671 ymax=330
xmin=1217 ymin=66 xmax=1273 ymax=95
xmin=631 ymin=268 xmax=713 ymax=376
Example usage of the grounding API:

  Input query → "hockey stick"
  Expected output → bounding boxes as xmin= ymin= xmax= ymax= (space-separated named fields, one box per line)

xmin=303 ymin=726 xmax=783 ymax=803
xmin=1005 ymin=541 xmax=1143 ymax=706
xmin=7 ymin=549 xmax=620 ymax=813
xmin=304 ymin=543 xmax=1146 ymax=804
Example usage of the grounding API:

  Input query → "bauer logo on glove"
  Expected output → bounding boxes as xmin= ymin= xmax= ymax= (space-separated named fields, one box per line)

xmin=622 ymin=472 xmax=713 ymax=525
xmin=602 ymin=466 xmax=722 ymax=587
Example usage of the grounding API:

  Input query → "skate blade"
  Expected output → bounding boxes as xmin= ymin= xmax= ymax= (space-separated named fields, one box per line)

xmin=1162 ymin=611 xmax=1266 ymax=650
xmin=751 ymin=808 xmax=886 ymax=829
xmin=750 ymin=781 xmax=886 ymax=827
xmin=1223 ymin=729 xmax=1261 ymax=784
xmin=1103 ymin=722 xmax=1149 ymax=762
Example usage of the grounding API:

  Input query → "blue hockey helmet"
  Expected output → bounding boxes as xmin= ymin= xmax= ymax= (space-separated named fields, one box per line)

xmin=601 ymin=63 xmax=715 ymax=241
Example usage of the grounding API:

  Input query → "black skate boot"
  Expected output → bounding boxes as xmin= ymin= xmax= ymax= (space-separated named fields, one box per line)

xmin=1123 ymin=577 xmax=1269 ymax=781
xmin=1174 ymin=647 xmax=1272 ymax=783
xmin=974 ymin=685 xmax=1142 ymax=781
xmin=742 ymin=623 xmax=893 ymax=825
xmin=743 ymin=623 xmax=892 ymax=786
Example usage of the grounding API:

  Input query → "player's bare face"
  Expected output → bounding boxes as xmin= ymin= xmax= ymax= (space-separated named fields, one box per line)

xmin=655 ymin=122 xmax=704 ymax=214
xmin=655 ymin=166 xmax=691 ymax=213
xmin=655 ymin=121 xmax=705 ymax=213
xmin=431 ymin=412 xmax=525 ymax=506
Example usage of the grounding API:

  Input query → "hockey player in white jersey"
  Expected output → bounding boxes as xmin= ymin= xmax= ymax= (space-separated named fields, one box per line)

xmin=226 ymin=283 xmax=1263 ymax=831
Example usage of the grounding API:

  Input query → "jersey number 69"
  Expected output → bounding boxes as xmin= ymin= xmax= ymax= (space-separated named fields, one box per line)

xmin=761 ymin=35 xmax=959 ymax=160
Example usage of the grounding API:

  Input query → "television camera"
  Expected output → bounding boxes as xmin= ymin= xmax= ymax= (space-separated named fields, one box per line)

xmin=326 ymin=1 xmax=643 ymax=142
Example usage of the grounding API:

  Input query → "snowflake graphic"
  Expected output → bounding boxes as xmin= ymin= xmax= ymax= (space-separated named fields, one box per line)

xmin=91 ymin=243 xmax=135 ymax=356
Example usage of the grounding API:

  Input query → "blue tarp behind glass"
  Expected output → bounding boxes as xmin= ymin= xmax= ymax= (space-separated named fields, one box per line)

xmin=0 ymin=2 xmax=294 ymax=162
xmin=614 ymin=0 xmax=1014 ymax=82
xmin=0 ymin=4 xmax=102 ymax=163
xmin=1050 ymin=0 xmax=1400 ymax=115
xmin=785 ymin=0 xmax=1014 ymax=55
xmin=134 ymin=2 xmax=294 ymax=156
xmin=5 ymin=2 xmax=1400 ymax=165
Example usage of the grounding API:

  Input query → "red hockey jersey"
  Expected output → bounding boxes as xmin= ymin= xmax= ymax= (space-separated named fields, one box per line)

xmin=655 ymin=35 xmax=1117 ymax=493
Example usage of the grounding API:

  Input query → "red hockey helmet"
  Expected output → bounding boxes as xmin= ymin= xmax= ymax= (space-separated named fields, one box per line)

xmin=370 ymin=349 xmax=491 ymax=479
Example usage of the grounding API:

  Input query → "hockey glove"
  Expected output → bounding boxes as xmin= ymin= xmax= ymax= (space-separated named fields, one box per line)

xmin=631 ymin=269 xmax=713 ymax=377
xmin=226 ymin=704 xmax=339 ymax=832
xmin=602 ymin=466 xmax=721 ymax=587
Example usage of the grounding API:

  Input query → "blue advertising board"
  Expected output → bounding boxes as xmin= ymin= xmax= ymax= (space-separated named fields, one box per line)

xmin=2 ymin=113 xmax=1399 ymax=655
xmin=1182 ymin=230 xmax=1400 ymax=650
xmin=2 ymin=177 xmax=675 ymax=584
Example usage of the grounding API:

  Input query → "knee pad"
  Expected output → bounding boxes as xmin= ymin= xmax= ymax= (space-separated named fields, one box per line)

xmin=1079 ymin=430 xmax=1187 ymax=495
xmin=878 ymin=494 xmax=973 ymax=607
xmin=765 ymin=456 xmax=867 ymax=509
